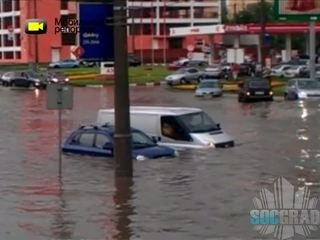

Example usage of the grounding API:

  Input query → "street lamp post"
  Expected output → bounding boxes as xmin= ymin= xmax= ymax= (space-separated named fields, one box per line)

xmin=113 ymin=0 xmax=132 ymax=178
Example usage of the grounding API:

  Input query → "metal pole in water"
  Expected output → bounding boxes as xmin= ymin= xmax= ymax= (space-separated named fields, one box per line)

xmin=309 ymin=21 xmax=316 ymax=80
xmin=113 ymin=0 xmax=133 ymax=177
xmin=58 ymin=85 xmax=62 ymax=176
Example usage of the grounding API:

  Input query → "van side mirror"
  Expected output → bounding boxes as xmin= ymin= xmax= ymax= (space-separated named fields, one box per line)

xmin=151 ymin=136 xmax=161 ymax=143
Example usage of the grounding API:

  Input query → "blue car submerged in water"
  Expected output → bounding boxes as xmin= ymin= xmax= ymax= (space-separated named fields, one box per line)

xmin=62 ymin=124 xmax=177 ymax=160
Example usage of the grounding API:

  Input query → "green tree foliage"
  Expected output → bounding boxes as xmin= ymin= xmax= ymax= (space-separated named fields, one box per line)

xmin=233 ymin=2 xmax=275 ymax=24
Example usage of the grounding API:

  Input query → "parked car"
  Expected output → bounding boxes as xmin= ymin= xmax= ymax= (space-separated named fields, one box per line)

xmin=284 ymin=78 xmax=320 ymax=100
xmin=165 ymin=67 xmax=203 ymax=85
xmin=270 ymin=64 xmax=291 ymax=77
xmin=283 ymin=65 xmax=307 ymax=78
xmin=298 ymin=65 xmax=320 ymax=78
xmin=1 ymin=71 xmax=46 ymax=89
xmin=128 ymin=54 xmax=141 ymax=66
xmin=238 ymin=77 xmax=273 ymax=102
xmin=62 ymin=124 xmax=177 ymax=160
xmin=203 ymin=65 xmax=229 ymax=79
xmin=79 ymin=60 xmax=96 ymax=67
xmin=48 ymin=59 xmax=80 ymax=68
xmin=195 ymin=79 xmax=223 ymax=97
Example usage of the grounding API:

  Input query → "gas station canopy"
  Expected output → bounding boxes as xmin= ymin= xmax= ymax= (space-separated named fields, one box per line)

xmin=169 ymin=23 xmax=320 ymax=37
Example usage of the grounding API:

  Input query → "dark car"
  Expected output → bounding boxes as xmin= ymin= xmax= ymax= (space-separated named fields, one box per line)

xmin=239 ymin=63 xmax=254 ymax=76
xmin=62 ymin=124 xmax=177 ymax=160
xmin=238 ymin=77 xmax=273 ymax=102
xmin=128 ymin=54 xmax=141 ymax=66
xmin=1 ymin=71 xmax=46 ymax=89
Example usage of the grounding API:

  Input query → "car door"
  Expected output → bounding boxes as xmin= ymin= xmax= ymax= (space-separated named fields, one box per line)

xmin=93 ymin=133 xmax=113 ymax=156
xmin=68 ymin=131 xmax=97 ymax=155
xmin=186 ymin=68 xmax=200 ymax=81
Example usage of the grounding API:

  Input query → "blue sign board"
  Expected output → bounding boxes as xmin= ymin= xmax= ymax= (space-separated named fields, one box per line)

xmin=79 ymin=3 xmax=114 ymax=61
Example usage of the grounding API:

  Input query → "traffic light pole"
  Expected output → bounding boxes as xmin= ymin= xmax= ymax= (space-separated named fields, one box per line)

xmin=113 ymin=0 xmax=133 ymax=178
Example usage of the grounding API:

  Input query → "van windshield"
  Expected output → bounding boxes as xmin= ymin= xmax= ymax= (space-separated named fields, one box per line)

xmin=177 ymin=111 xmax=219 ymax=133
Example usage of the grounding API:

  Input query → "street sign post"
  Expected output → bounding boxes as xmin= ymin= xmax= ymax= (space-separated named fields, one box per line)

xmin=71 ymin=46 xmax=84 ymax=59
xmin=47 ymin=83 xmax=73 ymax=176
xmin=79 ymin=3 xmax=114 ymax=61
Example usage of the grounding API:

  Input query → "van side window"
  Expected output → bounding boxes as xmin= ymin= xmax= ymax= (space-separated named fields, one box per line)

xmin=161 ymin=116 xmax=192 ymax=142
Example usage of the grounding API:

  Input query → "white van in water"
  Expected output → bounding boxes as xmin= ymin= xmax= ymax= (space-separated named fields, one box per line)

xmin=96 ymin=106 xmax=235 ymax=149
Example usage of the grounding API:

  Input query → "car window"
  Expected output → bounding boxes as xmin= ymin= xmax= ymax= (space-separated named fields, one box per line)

xmin=78 ymin=133 xmax=95 ymax=147
xmin=161 ymin=116 xmax=192 ymax=141
xmin=188 ymin=69 xmax=198 ymax=73
xmin=95 ymin=133 xmax=111 ymax=149
xmin=249 ymin=81 xmax=269 ymax=88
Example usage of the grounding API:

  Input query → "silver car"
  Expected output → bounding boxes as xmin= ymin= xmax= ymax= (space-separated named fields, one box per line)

xmin=284 ymin=78 xmax=320 ymax=100
xmin=165 ymin=67 xmax=203 ymax=85
xmin=195 ymin=79 xmax=223 ymax=97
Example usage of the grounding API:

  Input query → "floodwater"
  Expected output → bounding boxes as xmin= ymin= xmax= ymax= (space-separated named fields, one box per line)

xmin=0 ymin=86 xmax=319 ymax=240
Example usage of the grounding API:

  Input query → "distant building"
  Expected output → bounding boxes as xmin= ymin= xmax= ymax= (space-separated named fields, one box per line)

xmin=0 ymin=0 xmax=77 ymax=63
xmin=127 ymin=0 xmax=223 ymax=61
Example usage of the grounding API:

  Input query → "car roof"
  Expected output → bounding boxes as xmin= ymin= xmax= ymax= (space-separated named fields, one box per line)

xmin=99 ymin=106 xmax=202 ymax=116
xmin=75 ymin=124 xmax=140 ymax=133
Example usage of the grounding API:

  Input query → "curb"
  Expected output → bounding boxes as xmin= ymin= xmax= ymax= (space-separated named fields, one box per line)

xmin=78 ymin=81 xmax=166 ymax=88
xmin=129 ymin=81 xmax=166 ymax=87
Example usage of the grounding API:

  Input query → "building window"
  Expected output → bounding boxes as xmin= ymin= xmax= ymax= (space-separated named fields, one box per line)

xmin=4 ymin=36 xmax=13 ymax=46
xmin=14 ymin=0 xmax=20 ymax=10
xmin=15 ymin=52 xmax=21 ymax=59
xmin=4 ymin=52 xmax=13 ymax=59
xmin=61 ymin=0 xmax=68 ymax=10
xmin=169 ymin=38 xmax=183 ymax=49
xmin=14 ymin=16 xmax=20 ymax=28
xmin=15 ymin=34 xmax=20 ymax=46
xmin=3 ymin=0 xmax=12 ymax=12
xmin=60 ymin=14 xmax=76 ymax=45
xmin=194 ymin=7 xmax=219 ymax=18
xmin=3 ymin=16 xmax=13 ymax=28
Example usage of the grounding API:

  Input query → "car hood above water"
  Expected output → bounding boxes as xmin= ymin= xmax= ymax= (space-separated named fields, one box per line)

xmin=132 ymin=145 xmax=175 ymax=159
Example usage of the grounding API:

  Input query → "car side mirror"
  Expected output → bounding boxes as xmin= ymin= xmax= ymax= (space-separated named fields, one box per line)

xmin=216 ymin=123 xmax=221 ymax=129
xmin=151 ymin=136 xmax=161 ymax=143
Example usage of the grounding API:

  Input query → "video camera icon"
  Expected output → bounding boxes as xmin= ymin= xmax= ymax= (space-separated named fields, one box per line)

xmin=25 ymin=19 xmax=47 ymax=34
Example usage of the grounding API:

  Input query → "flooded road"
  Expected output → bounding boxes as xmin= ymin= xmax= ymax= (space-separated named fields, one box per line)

xmin=0 ymin=86 xmax=319 ymax=240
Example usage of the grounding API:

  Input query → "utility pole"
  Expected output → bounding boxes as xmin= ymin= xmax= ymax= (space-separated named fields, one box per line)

xmin=258 ymin=0 xmax=266 ymax=67
xmin=113 ymin=0 xmax=133 ymax=178
xmin=309 ymin=21 xmax=316 ymax=80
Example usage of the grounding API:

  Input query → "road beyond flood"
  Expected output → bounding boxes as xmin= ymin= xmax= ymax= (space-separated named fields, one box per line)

xmin=0 ymin=86 xmax=319 ymax=240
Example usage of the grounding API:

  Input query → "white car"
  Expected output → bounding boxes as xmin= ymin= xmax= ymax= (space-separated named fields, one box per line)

xmin=270 ymin=65 xmax=291 ymax=77
xmin=283 ymin=65 xmax=308 ymax=78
